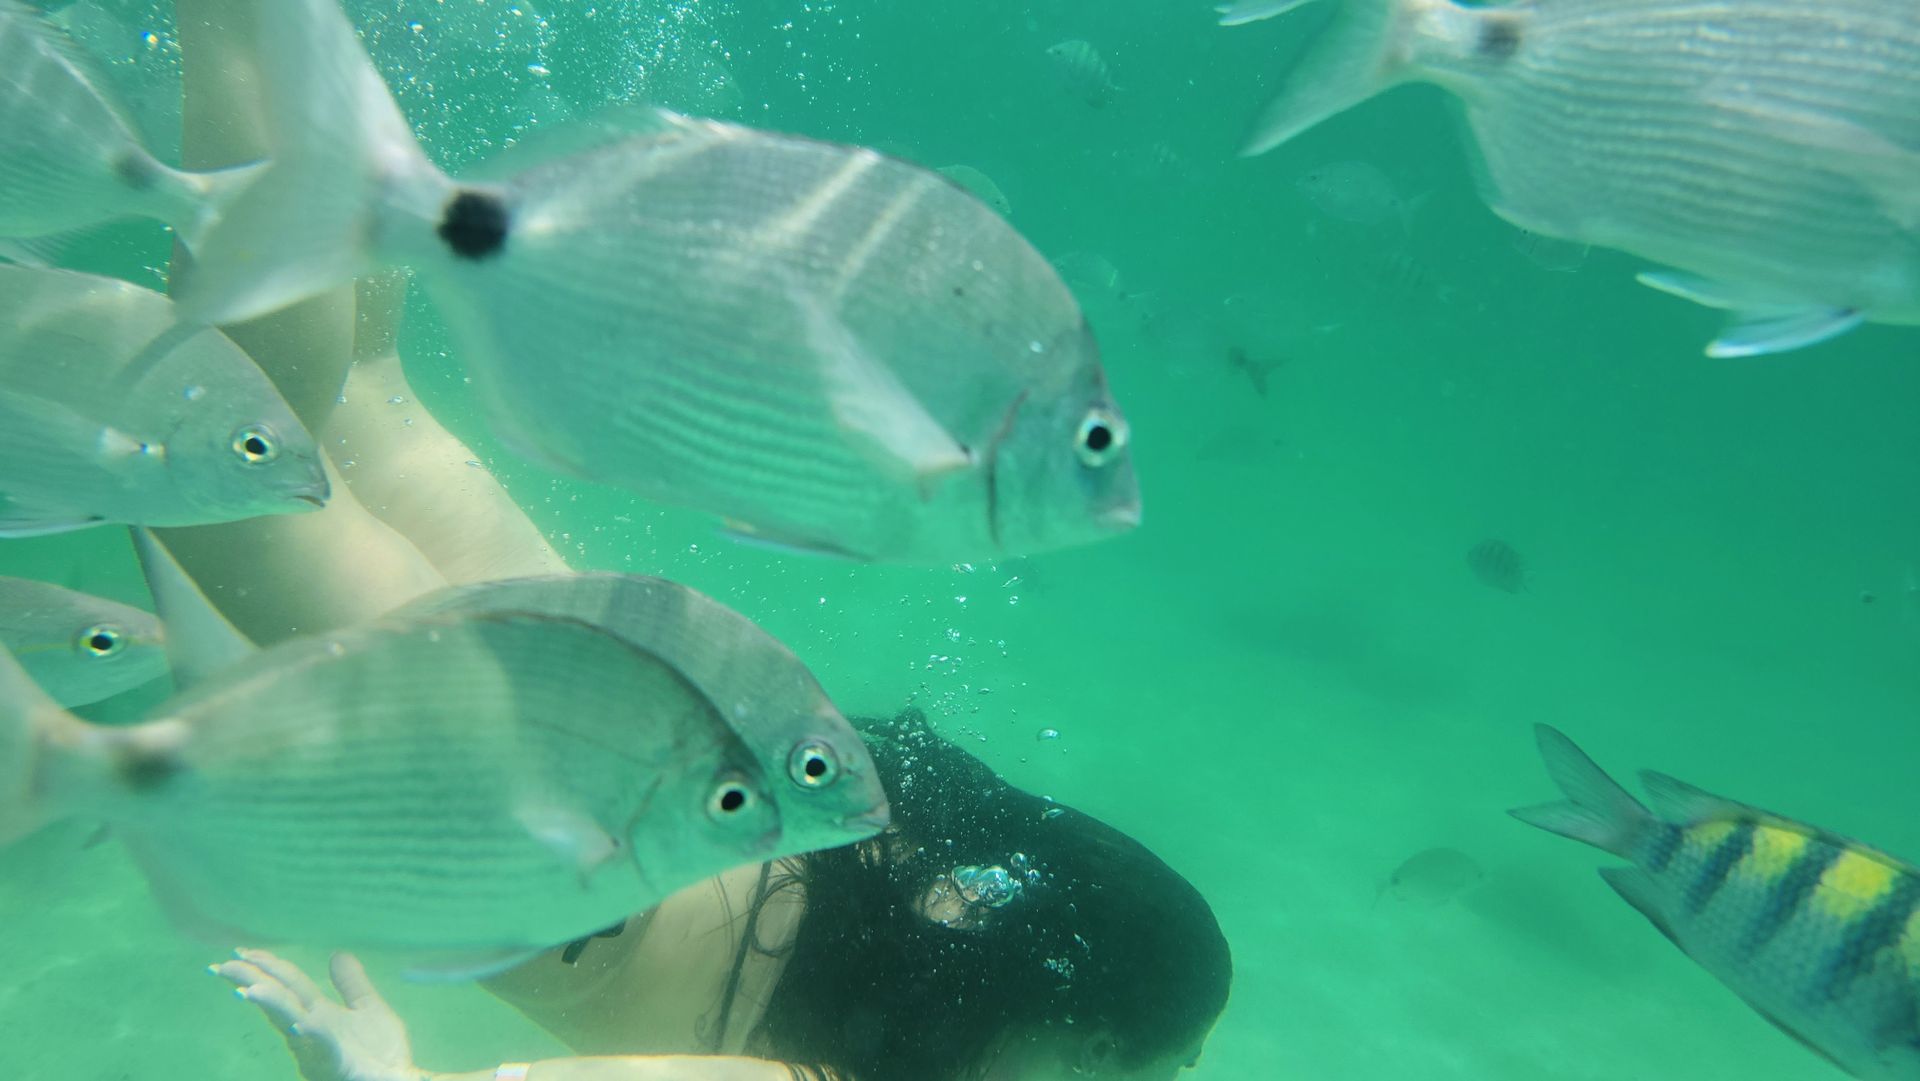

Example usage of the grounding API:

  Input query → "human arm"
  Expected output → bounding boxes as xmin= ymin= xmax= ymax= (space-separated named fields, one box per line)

xmin=215 ymin=951 xmax=825 ymax=1081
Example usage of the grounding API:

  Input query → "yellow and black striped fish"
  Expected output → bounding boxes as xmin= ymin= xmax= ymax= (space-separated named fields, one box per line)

xmin=1513 ymin=725 xmax=1920 ymax=1080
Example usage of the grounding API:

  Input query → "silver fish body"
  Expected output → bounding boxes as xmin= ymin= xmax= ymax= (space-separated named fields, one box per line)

xmin=11 ymin=610 xmax=783 ymax=968
xmin=1231 ymin=0 xmax=1920 ymax=357
xmin=0 ymin=576 xmax=165 ymax=706
xmin=392 ymin=573 xmax=890 ymax=855
xmin=0 ymin=1 xmax=256 ymax=244
xmin=1515 ymin=726 xmax=1920 ymax=1080
xmin=178 ymin=0 xmax=1140 ymax=563
xmin=0 ymin=266 xmax=328 ymax=535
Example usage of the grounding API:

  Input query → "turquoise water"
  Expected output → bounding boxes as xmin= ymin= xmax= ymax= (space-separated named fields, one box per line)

xmin=5 ymin=1 xmax=1920 ymax=1079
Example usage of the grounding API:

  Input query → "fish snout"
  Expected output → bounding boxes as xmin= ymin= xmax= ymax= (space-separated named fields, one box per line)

xmin=841 ymin=801 xmax=892 ymax=835
xmin=1098 ymin=499 xmax=1142 ymax=532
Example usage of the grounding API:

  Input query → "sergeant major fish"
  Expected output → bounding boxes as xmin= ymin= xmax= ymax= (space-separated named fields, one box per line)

xmin=1513 ymin=725 xmax=1920 ymax=1079
xmin=1045 ymin=39 xmax=1118 ymax=109
xmin=0 ymin=608 xmax=807 ymax=979
xmin=0 ymin=576 xmax=165 ymax=706
xmin=172 ymin=0 xmax=1140 ymax=564
xmin=1223 ymin=0 xmax=1920 ymax=358
xmin=0 ymin=1 xmax=258 ymax=245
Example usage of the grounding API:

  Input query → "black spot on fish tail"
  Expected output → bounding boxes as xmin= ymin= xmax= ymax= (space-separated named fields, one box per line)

xmin=1686 ymin=821 xmax=1756 ymax=915
xmin=114 ymin=745 xmax=184 ymax=793
xmin=1743 ymin=844 xmax=1841 ymax=953
xmin=113 ymin=151 xmax=162 ymax=193
xmin=1642 ymin=823 xmax=1683 ymax=874
xmin=1477 ymin=14 xmax=1523 ymax=60
xmin=1818 ymin=874 xmax=1920 ymax=1004
xmin=438 ymin=189 xmax=510 ymax=260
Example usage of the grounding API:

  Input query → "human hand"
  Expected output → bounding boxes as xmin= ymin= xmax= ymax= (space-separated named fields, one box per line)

xmin=213 ymin=949 xmax=425 ymax=1081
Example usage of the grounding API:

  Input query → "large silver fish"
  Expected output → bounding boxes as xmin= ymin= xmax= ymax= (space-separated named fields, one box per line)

xmin=392 ymin=573 xmax=890 ymax=855
xmin=0 ymin=266 xmax=328 ymax=536
xmin=173 ymin=0 xmax=1140 ymax=564
xmin=0 ymin=1 xmax=258 ymax=244
xmin=1225 ymin=0 xmax=1920 ymax=358
xmin=0 ymin=608 xmax=795 ymax=978
xmin=0 ymin=576 xmax=165 ymax=706
xmin=1514 ymin=725 xmax=1920 ymax=1079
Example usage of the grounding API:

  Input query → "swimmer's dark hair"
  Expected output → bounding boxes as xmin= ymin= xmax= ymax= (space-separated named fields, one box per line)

xmin=754 ymin=708 xmax=1232 ymax=1081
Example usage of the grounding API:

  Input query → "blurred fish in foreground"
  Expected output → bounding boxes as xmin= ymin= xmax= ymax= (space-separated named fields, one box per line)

xmin=1376 ymin=847 xmax=1483 ymax=908
xmin=0 ymin=265 xmax=328 ymax=536
xmin=1467 ymin=538 xmax=1527 ymax=594
xmin=1513 ymin=726 xmax=1920 ymax=1080
xmin=168 ymin=0 xmax=1139 ymax=564
xmin=392 ymin=573 xmax=890 ymax=856
xmin=0 ymin=576 xmax=165 ymax=706
xmin=0 ymin=0 xmax=257 ymax=246
xmin=1046 ymin=39 xmax=1118 ymax=108
xmin=0 ymin=607 xmax=806 ymax=978
xmin=1224 ymin=0 xmax=1920 ymax=358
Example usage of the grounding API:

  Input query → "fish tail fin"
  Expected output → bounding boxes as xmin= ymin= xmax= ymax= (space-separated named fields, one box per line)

xmin=1508 ymin=724 xmax=1651 ymax=859
xmin=174 ymin=0 xmax=451 ymax=326
xmin=1239 ymin=0 xmax=1435 ymax=156
xmin=0 ymin=644 xmax=110 ymax=843
xmin=173 ymin=159 xmax=270 ymax=255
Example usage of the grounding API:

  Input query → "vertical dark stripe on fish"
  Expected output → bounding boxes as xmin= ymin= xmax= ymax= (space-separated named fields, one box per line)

xmin=1642 ymin=822 xmax=1683 ymax=875
xmin=1817 ymin=873 xmax=1920 ymax=1004
xmin=1742 ymin=843 xmax=1841 ymax=953
xmin=981 ymin=391 xmax=1029 ymax=552
xmin=1686 ymin=822 xmax=1756 ymax=915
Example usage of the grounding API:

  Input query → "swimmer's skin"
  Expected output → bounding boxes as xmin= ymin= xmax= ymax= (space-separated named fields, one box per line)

xmin=215 ymin=951 xmax=813 ymax=1081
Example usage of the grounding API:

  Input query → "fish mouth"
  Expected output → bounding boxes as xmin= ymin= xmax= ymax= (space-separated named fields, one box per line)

xmin=841 ymin=802 xmax=892 ymax=835
xmin=1098 ymin=501 xmax=1141 ymax=531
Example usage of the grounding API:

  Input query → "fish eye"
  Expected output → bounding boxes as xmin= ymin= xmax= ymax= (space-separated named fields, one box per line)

xmin=231 ymin=424 xmax=279 ymax=465
xmin=1075 ymin=408 xmax=1126 ymax=468
xmin=75 ymin=624 xmax=124 ymax=658
xmin=707 ymin=776 xmax=756 ymax=821
xmin=788 ymin=741 xmax=840 ymax=789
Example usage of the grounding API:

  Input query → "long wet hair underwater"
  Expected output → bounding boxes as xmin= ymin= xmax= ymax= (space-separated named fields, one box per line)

xmin=753 ymin=708 xmax=1233 ymax=1081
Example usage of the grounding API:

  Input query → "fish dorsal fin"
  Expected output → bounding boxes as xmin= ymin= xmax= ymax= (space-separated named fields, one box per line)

xmin=129 ymin=528 xmax=256 ymax=689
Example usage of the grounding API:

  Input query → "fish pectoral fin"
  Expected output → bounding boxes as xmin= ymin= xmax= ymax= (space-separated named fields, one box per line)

xmin=1701 ymin=93 xmax=1920 ymax=232
xmin=720 ymin=520 xmax=865 ymax=562
xmin=1635 ymin=272 xmax=1863 ymax=358
xmin=399 ymin=947 xmax=549 ymax=984
xmin=514 ymin=800 xmax=622 ymax=881
xmin=1216 ymin=0 xmax=1320 ymax=26
xmin=0 ymin=511 xmax=105 ymax=538
xmin=1597 ymin=867 xmax=1682 ymax=950
xmin=794 ymin=293 xmax=972 ymax=483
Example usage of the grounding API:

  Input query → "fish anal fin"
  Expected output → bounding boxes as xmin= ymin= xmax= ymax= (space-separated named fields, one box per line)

xmin=1598 ymin=866 xmax=1682 ymax=950
xmin=1707 ymin=307 xmax=1863 ymax=359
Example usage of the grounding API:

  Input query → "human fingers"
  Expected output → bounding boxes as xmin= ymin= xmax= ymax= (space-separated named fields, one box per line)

xmin=236 ymin=948 xmax=330 ymax=1012
xmin=328 ymin=952 xmax=390 ymax=1013
xmin=212 ymin=961 xmax=308 ymax=1035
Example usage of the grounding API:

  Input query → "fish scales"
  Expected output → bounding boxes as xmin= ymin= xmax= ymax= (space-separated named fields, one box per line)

xmin=79 ymin=611 xmax=780 ymax=954
xmin=1516 ymin=727 xmax=1920 ymax=1079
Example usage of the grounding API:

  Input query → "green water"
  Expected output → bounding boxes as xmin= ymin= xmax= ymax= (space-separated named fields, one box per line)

xmin=5 ymin=1 xmax=1920 ymax=1078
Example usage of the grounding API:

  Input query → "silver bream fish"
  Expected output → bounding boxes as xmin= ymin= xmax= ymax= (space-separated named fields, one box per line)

xmin=1226 ymin=0 xmax=1920 ymax=358
xmin=0 ymin=1 xmax=257 ymax=244
xmin=1514 ymin=726 xmax=1920 ymax=1079
xmin=174 ymin=0 xmax=1140 ymax=563
xmin=0 ymin=266 xmax=328 ymax=536
xmin=0 ymin=576 xmax=165 ymax=706
xmin=0 ymin=608 xmax=794 ymax=978
xmin=393 ymin=573 xmax=890 ymax=855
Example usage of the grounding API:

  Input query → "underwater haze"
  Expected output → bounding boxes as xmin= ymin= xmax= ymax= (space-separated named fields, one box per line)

xmin=4 ymin=1 xmax=1920 ymax=1079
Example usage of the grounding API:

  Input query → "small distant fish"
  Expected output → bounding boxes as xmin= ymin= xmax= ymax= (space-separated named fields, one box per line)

xmin=173 ymin=0 xmax=1139 ymax=564
xmin=1467 ymin=538 xmax=1527 ymax=594
xmin=1513 ymin=725 xmax=1920 ymax=1080
xmin=392 ymin=573 xmax=890 ymax=856
xmin=0 ymin=2 xmax=258 ymax=245
xmin=1052 ymin=251 xmax=1127 ymax=298
xmin=1295 ymin=160 xmax=1424 ymax=231
xmin=0 ymin=577 xmax=165 ymax=707
xmin=935 ymin=164 xmax=1012 ymax=217
xmin=1226 ymin=345 xmax=1286 ymax=397
xmin=1376 ymin=847 xmax=1484 ymax=908
xmin=0 ymin=608 xmax=791 ymax=976
xmin=0 ymin=265 xmax=328 ymax=536
xmin=1225 ymin=0 xmax=1920 ymax=358
xmin=1512 ymin=227 xmax=1591 ymax=274
xmin=1045 ymin=39 xmax=1118 ymax=108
